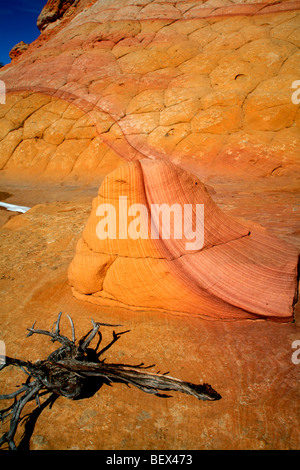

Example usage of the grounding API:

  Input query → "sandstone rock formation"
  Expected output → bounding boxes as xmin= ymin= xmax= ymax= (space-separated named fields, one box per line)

xmin=9 ymin=41 xmax=29 ymax=61
xmin=68 ymin=159 xmax=299 ymax=321
xmin=0 ymin=0 xmax=299 ymax=450
xmin=0 ymin=0 xmax=299 ymax=186
xmin=37 ymin=0 xmax=78 ymax=31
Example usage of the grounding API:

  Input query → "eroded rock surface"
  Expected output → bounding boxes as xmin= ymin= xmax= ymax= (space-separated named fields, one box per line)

xmin=0 ymin=0 xmax=299 ymax=186
xmin=9 ymin=41 xmax=29 ymax=61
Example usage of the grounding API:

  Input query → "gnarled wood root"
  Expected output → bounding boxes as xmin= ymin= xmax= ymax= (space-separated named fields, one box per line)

xmin=0 ymin=313 xmax=221 ymax=450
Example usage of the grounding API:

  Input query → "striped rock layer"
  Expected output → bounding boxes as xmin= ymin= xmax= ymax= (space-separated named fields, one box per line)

xmin=68 ymin=160 xmax=299 ymax=321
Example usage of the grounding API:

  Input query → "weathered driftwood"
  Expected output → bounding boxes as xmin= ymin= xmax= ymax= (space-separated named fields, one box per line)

xmin=0 ymin=312 xmax=221 ymax=450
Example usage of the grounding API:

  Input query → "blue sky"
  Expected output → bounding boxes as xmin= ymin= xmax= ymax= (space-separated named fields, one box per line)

xmin=0 ymin=0 xmax=47 ymax=66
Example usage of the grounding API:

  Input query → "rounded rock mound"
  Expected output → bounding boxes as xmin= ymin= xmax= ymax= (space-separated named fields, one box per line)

xmin=68 ymin=159 xmax=299 ymax=321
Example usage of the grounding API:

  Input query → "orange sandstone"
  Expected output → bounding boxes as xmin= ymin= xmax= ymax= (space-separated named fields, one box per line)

xmin=0 ymin=0 xmax=299 ymax=451
xmin=68 ymin=160 xmax=299 ymax=321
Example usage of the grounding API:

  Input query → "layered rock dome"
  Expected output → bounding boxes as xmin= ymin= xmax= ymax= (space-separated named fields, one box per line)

xmin=68 ymin=159 xmax=299 ymax=321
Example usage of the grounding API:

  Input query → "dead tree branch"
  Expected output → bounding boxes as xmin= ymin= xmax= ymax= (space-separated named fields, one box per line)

xmin=0 ymin=313 xmax=221 ymax=450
